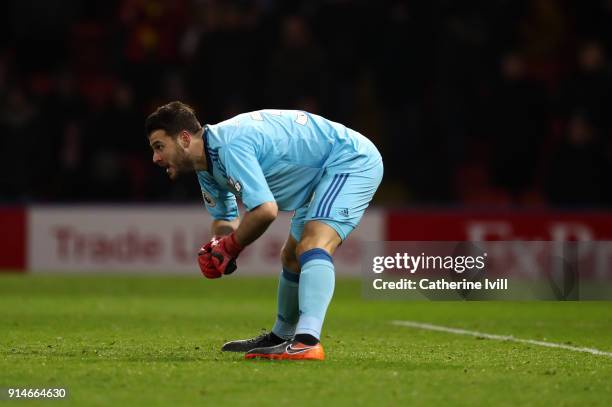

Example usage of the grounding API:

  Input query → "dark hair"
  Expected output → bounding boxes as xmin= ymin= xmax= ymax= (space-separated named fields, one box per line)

xmin=145 ymin=101 xmax=202 ymax=138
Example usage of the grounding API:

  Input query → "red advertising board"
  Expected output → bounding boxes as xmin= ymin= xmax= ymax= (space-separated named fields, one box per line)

xmin=387 ymin=211 xmax=612 ymax=241
xmin=3 ymin=207 xmax=612 ymax=273
xmin=0 ymin=207 xmax=26 ymax=271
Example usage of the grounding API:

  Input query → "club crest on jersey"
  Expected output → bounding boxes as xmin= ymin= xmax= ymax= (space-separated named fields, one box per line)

xmin=201 ymin=190 xmax=216 ymax=207
xmin=227 ymin=177 xmax=242 ymax=196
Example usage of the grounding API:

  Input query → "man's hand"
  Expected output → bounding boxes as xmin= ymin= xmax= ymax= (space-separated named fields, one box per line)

xmin=198 ymin=202 xmax=277 ymax=279
xmin=198 ymin=239 xmax=221 ymax=278
xmin=197 ymin=233 xmax=243 ymax=278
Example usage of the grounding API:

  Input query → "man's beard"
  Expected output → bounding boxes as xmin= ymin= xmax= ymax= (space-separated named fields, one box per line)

xmin=168 ymin=147 xmax=194 ymax=180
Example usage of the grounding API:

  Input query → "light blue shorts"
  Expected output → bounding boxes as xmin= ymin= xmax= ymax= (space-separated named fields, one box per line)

xmin=290 ymin=158 xmax=384 ymax=242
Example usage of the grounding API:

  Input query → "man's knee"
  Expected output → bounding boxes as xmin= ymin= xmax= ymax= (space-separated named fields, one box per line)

xmin=281 ymin=238 xmax=300 ymax=273
xmin=295 ymin=237 xmax=322 ymax=258
xmin=296 ymin=221 xmax=342 ymax=258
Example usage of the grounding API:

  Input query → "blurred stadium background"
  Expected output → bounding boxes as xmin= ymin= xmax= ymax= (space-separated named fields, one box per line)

xmin=0 ymin=0 xmax=610 ymax=207
xmin=1 ymin=2 xmax=612 ymax=405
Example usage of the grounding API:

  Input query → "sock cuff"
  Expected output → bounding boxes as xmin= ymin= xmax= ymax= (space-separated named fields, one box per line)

xmin=295 ymin=315 xmax=324 ymax=340
xmin=272 ymin=317 xmax=297 ymax=340
xmin=282 ymin=267 xmax=300 ymax=283
xmin=299 ymin=248 xmax=332 ymax=267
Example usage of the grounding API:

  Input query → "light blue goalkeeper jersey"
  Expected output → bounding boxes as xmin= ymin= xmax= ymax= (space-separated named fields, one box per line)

xmin=197 ymin=109 xmax=381 ymax=220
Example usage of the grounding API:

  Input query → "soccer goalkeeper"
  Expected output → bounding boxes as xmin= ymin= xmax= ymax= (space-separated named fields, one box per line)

xmin=145 ymin=102 xmax=383 ymax=360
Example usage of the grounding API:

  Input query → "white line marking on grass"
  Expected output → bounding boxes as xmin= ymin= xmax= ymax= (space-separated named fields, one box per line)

xmin=391 ymin=320 xmax=612 ymax=358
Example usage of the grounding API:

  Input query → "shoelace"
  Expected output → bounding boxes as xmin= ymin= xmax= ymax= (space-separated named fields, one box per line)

xmin=248 ymin=331 xmax=271 ymax=344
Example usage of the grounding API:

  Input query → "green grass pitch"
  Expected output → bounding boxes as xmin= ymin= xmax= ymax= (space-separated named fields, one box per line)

xmin=1 ymin=274 xmax=611 ymax=406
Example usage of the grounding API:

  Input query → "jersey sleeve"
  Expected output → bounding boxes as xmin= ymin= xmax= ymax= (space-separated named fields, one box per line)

xmin=221 ymin=141 xmax=275 ymax=211
xmin=197 ymin=172 xmax=239 ymax=220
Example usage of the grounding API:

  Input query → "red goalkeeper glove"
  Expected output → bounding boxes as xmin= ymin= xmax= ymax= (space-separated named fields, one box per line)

xmin=197 ymin=233 xmax=243 ymax=279
xmin=198 ymin=239 xmax=220 ymax=279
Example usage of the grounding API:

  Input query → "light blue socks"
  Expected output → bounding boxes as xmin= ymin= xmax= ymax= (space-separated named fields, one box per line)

xmin=295 ymin=248 xmax=335 ymax=340
xmin=271 ymin=267 xmax=300 ymax=339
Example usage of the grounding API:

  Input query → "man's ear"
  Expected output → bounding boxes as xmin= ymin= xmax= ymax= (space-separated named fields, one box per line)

xmin=178 ymin=131 xmax=191 ymax=148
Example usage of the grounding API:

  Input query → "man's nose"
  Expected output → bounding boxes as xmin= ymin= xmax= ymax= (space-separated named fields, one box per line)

xmin=153 ymin=152 xmax=161 ymax=164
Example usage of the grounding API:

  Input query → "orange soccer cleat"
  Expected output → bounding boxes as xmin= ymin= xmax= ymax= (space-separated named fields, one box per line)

xmin=245 ymin=340 xmax=325 ymax=361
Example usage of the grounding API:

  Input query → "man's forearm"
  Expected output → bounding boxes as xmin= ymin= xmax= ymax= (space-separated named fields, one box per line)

xmin=234 ymin=201 xmax=278 ymax=247
xmin=212 ymin=218 xmax=241 ymax=236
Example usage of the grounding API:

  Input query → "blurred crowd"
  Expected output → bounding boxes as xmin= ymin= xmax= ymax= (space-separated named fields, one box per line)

xmin=0 ymin=0 xmax=610 ymax=207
